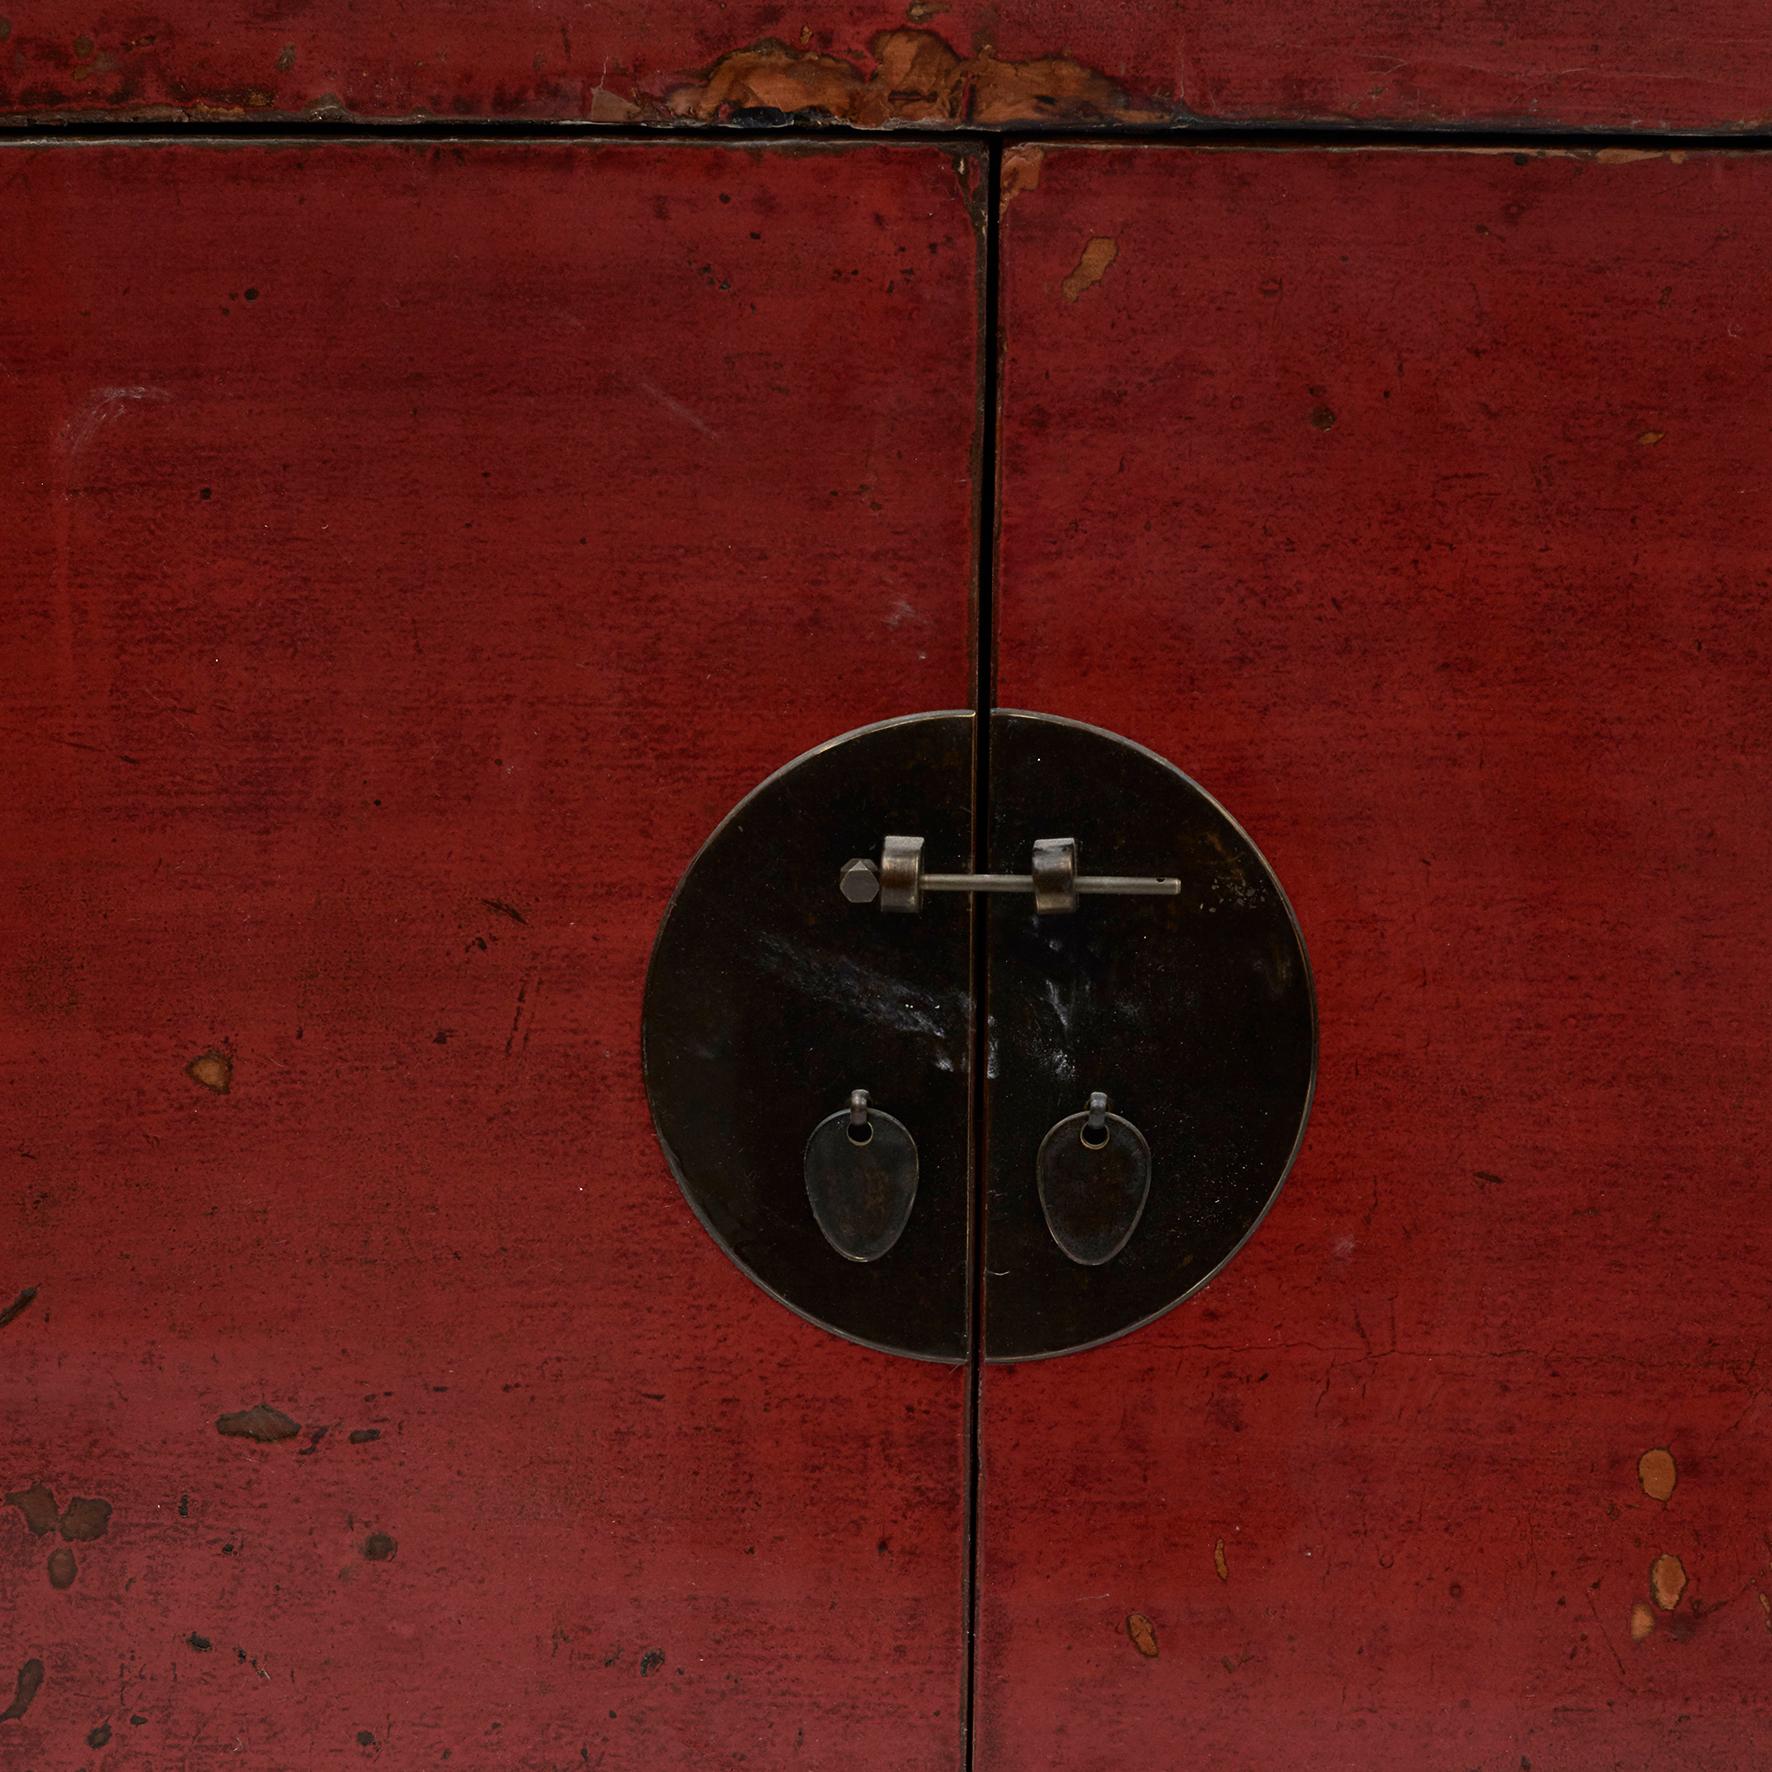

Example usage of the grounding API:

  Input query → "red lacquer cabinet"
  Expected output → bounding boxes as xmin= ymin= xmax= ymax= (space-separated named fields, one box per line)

xmin=3 ymin=11 xmax=1770 ymax=1769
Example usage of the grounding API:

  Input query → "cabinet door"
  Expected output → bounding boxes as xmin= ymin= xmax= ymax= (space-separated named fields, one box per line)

xmin=0 ymin=139 xmax=981 ymax=1768
xmin=985 ymin=145 xmax=1772 ymax=1767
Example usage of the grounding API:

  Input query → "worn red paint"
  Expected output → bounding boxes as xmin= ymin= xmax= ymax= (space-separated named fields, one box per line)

xmin=985 ymin=145 xmax=1772 ymax=1768
xmin=213 ymin=1403 xmax=301 ymax=1442
xmin=4 ymin=1483 xmax=112 ymax=1541
xmin=0 ymin=139 xmax=978 ymax=1767
xmin=1 ymin=2 xmax=1769 ymax=129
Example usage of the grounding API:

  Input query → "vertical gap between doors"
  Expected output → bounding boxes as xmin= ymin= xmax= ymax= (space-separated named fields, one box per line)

xmin=961 ymin=133 xmax=1003 ymax=1772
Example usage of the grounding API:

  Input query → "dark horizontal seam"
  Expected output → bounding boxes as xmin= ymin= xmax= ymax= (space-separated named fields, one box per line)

xmin=2 ymin=117 xmax=1772 ymax=150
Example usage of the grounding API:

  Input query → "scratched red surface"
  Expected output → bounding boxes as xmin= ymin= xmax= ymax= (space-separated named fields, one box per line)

xmin=984 ymin=145 xmax=1772 ymax=1766
xmin=0 ymin=139 xmax=980 ymax=1766
xmin=2 ymin=0 xmax=1771 ymax=130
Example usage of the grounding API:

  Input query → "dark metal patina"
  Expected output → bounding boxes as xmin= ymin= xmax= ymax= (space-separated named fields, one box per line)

xmin=643 ymin=709 xmax=1315 ymax=1362
xmin=642 ymin=712 xmax=975 ymax=1362
xmin=980 ymin=712 xmax=1316 ymax=1360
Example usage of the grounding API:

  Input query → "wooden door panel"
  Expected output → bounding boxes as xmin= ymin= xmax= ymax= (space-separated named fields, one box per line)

xmin=0 ymin=139 xmax=980 ymax=1768
xmin=3 ymin=2 xmax=1768 ymax=132
xmin=985 ymin=145 xmax=1772 ymax=1767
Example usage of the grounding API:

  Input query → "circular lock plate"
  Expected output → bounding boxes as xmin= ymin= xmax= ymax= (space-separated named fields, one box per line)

xmin=643 ymin=713 xmax=974 ymax=1362
xmin=644 ymin=709 xmax=1316 ymax=1364
xmin=982 ymin=712 xmax=1316 ymax=1360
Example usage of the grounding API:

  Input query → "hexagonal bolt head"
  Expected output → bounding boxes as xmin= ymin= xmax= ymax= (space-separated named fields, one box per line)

xmin=839 ymin=858 xmax=881 ymax=904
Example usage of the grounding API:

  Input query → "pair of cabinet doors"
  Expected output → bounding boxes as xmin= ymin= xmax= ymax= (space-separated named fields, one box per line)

xmin=3 ymin=122 xmax=1770 ymax=1768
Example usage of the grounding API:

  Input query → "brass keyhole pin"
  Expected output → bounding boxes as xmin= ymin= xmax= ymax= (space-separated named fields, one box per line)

xmin=839 ymin=835 xmax=1181 ymax=914
xmin=1081 ymin=1090 xmax=1111 ymax=1149
xmin=847 ymin=1087 xmax=874 ymax=1145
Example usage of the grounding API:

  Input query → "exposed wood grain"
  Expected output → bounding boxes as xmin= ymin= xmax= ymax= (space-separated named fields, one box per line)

xmin=0 ymin=138 xmax=980 ymax=1768
xmin=986 ymin=145 xmax=1772 ymax=1767
xmin=2 ymin=2 xmax=1769 ymax=130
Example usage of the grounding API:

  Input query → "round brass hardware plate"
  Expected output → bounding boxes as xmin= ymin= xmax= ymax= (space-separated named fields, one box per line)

xmin=642 ymin=710 xmax=1316 ymax=1363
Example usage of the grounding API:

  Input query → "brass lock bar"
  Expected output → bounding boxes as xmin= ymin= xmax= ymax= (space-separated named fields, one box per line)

xmin=840 ymin=834 xmax=1181 ymax=914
